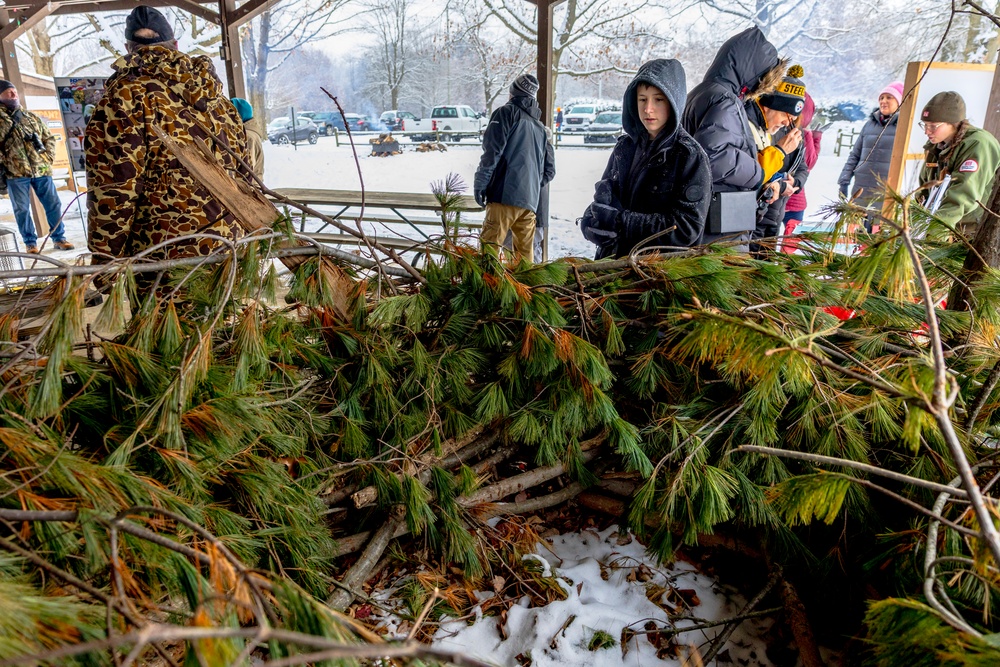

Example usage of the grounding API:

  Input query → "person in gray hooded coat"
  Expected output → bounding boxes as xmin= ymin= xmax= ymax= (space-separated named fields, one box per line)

xmin=579 ymin=59 xmax=712 ymax=259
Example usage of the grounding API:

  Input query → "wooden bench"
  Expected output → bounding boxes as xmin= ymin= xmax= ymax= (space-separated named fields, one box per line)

xmin=271 ymin=188 xmax=485 ymax=265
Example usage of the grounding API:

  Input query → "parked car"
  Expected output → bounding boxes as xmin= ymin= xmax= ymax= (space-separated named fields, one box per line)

xmin=405 ymin=105 xmax=487 ymax=142
xmin=380 ymin=109 xmax=418 ymax=131
xmin=583 ymin=111 xmax=623 ymax=144
xmin=267 ymin=116 xmax=318 ymax=145
xmin=562 ymin=104 xmax=600 ymax=132
xmin=356 ymin=114 xmax=387 ymax=132
xmin=298 ymin=112 xmax=340 ymax=135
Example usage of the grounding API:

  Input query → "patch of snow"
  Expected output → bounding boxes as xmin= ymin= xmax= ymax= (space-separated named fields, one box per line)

xmin=428 ymin=526 xmax=775 ymax=667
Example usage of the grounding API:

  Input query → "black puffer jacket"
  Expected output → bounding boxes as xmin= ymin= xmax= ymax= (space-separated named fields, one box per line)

xmin=682 ymin=27 xmax=779 ymax=196
xmin=474 ymin=95 xmax=555 ymax=212
xmin=838 ymin=109 xmax=898 ymax=205
xmin=579 ymin=59 xmax=712 ymax=259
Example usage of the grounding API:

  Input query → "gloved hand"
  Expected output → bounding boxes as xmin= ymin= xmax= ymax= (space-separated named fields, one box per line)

xmin=593 ymin=180 xmax=624 ymax=214
xmin=591 ymin=202 xmax=620 ymax=230
xmin=580 ymin=202 xmax=620 ymax=247
xmin=474 ymin=189 xmax=486 ymax=207
xmin=839 ymin=185 xmax=850 ymax=199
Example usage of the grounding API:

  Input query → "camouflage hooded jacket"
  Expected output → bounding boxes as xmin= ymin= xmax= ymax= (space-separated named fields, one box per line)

xmin=0 ymin=106 xmax=57 ymax=179
xmin=85 ymin=46 xmax=249 ymax=261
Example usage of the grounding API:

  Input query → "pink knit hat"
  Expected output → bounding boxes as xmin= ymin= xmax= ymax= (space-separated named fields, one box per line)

xmin=880 ymin=81 xmax=904 ymax=105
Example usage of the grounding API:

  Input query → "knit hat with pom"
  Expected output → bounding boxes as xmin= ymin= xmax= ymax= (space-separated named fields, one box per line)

xmin=759 ymin=64 xmax=807 ymax=116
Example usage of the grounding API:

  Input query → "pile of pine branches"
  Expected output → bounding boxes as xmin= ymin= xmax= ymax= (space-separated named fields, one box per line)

xmin=3 ymin=171 xmax=1000 ymax=665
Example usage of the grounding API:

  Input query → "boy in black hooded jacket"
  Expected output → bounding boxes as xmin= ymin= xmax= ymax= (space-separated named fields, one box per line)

xmin=580 ymin=59 xmax=712 ymax=259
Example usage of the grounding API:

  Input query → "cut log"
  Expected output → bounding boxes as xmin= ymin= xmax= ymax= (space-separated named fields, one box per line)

xmin=151 ymin=126 xmax=355 ymax=320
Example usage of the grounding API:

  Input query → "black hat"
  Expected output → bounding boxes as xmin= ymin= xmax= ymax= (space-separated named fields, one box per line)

xmin=922 ymin=91 xmax=966 ymax=125
xmin=759 ymin=64 xmax=807 ymax=116
xmin=510 ymin=74 xmax=540 ymax=99
xmin=0 ymin=80 xmax=13 ymax=94
xmin=125 ymin=6 xmax=175 ymax=44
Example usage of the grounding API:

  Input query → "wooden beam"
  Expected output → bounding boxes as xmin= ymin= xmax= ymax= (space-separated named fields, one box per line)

xmin=535 ymin=0 xmax=556 ymax=131
xmin=885 ymin=61 xmax=924 ymax=199
xmin=219 ymin=0 xmax=246 ymax=98
xmin=533 ymin=0 xmax=559 ymax=262
xmin=45 ymin=0 xmax=219 ymax=24
xmin=0 ymin=8 xmax=28 ymax=102
xmin=0 ymin=3 xmax=55 ymax=43
xmin=228 ymin=0 xmax=271 ymax=27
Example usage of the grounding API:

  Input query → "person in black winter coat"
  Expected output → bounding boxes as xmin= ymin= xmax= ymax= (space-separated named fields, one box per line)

xmin=579 ymin=59 xmax=712 ymax=259
xmin=681 ymin=27 xmax=786 ymax=244
xmin=474 ymin=74 xmax=556 ymax=263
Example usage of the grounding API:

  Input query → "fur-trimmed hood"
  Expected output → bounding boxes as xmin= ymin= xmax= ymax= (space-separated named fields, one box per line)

xmin=747 ymin=59 xmax=790 ymax=101
xmin=700 ymin=27 xmax=783 ymax=100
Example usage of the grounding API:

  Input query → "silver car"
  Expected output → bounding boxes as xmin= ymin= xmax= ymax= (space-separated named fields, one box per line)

xmin=583 ymin=111 xmax=623 ymax=144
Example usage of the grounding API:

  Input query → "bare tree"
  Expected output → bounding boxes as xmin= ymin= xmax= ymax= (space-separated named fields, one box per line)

xmin=364 ymin=0 xmax=420 ymax=110
xmin=452 ymin=5 xmax=533 ymax=114
xmin=480 ymin=0 xmax=662 ymax=101
xmin=241 ymin=0 xmax=354 ymax=124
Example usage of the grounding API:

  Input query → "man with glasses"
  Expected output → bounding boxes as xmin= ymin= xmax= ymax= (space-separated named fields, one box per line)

xmin=918 ymin=91 xmax=1000 ymax=238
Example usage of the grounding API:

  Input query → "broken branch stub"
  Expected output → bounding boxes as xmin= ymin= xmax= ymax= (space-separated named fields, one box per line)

xmin=151 ymin=125 xmax=355 ymax=319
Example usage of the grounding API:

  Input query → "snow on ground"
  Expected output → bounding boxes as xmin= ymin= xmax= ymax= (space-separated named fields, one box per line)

xmin=0 ymin=120 xmax=862 ymax=267
xmin=372 ymin=525 xmax=774 ymax=667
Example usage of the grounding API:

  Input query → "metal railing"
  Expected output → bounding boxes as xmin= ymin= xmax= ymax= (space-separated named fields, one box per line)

xmin=315 ymin=127 xmax=624 ymax=148
xmin=834 ymin=128 xmax=860 ymax=157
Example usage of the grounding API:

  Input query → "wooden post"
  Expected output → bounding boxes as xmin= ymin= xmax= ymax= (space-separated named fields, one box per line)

xmin=219 ymin=0 xmax=246 ymax=99
xmin=1 ymin=4 xmax=58 ymax=239
xmin=534 ymin=0 xmax=557 ymax=262
xmin=985 ymin=57 xmax=1000 ymax=141
xmin=883 ymin=61 xmax=924 ymax=218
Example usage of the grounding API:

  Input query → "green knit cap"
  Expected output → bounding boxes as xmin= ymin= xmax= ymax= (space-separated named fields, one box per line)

xmin=921 ymin=91 xmax=966 ymax=124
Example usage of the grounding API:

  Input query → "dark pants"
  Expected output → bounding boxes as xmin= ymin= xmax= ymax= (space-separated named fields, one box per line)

xmin=7 ymin=176 xmax=66 ymax=247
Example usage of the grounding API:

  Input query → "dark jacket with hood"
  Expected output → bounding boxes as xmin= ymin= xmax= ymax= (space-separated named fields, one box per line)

xmin=838 ymin=108 xmax=899 ymax=205
xmin=682 ymin=27 xmax=781 ymax=196
xmin=579 ymin=59 xmax=712 ymax=259
xmin=474 ymin=95 xmax=555 ymax=213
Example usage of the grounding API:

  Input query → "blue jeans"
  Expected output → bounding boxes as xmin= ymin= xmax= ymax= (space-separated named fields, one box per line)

xmin=7 ymin=176 xmax=66 ymax=247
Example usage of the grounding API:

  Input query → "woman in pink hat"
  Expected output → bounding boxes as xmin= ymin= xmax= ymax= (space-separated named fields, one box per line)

xmin=837 ymin=80 xmax=903 ymax=229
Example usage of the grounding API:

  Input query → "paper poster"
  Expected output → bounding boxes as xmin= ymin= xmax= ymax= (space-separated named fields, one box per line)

xmin=53 ymin=77 xmax=107 ymax=173
xmin=31 ymin=108 xmax=71 ymax=172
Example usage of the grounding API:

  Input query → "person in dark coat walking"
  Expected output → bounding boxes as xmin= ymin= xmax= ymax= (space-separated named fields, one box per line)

xmin=579 ymin=59 xmax=711 ymax=259
xmin=838 ymin=81 xmax=902 ymax=211
xmin=682 ymin=27 xmax=787 ymax=244
xmin=474 ymin=73 xmax=556 ymax=263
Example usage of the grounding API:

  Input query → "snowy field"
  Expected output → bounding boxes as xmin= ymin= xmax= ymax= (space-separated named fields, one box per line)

xmin=0 ymin=123 xmax=856 ymax=266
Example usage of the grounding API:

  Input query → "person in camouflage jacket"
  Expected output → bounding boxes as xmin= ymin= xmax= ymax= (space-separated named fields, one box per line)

xmin=85 ymin=5 xmax=248 ymax=264
xmin=0 ymin=80 xmax=74 ymax=253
